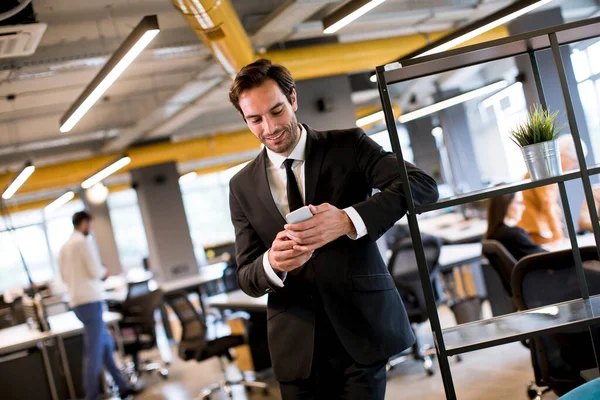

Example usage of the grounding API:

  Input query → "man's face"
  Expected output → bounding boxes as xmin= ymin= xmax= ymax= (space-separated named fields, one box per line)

xmin=238 ymin=79 xmax=300 ymax=156
xmin=80 ymin=220 xmax=92 ymax=236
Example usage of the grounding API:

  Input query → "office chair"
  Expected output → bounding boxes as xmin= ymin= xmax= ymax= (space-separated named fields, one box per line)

xmin=387 ymin=233 xmax=443 ymax=376
xmin=164 ymin=291 xmax=269 ymax=399
xmin=120 ymin=282 xmax=169 ymax=380
xmin=481 ymin=240 xmax=518 ymax=316
xmin=512 ymin=246 xmax=600 ymax=398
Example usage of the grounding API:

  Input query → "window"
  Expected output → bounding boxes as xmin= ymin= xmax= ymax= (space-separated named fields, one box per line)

xmin=369 ymin=127 xmax=414 ymax=163
xmin=181 ymin=169 xmax=238 ymax=263
xmin=107 ymin=189 xmax=149 ymax=272
xmin=570 ymin=40 xmax=600 ymax=164
xmin=0 ymin=208 xmax=55 ymax=292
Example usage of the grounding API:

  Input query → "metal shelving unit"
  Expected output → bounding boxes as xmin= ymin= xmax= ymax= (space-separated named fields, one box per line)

xmin=376 ymin=16 xmax=600 ymax=399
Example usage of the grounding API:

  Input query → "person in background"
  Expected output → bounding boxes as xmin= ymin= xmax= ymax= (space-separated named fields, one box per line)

xmin=518 ymin=135 xmax=587 ymax=244
xmin=58 ymin=211 xmax=141 ymax=400
xmin=578 ymin=184 xmax=600 ymax=232
xmin=486 ymin=191 xmax=545 ymax=260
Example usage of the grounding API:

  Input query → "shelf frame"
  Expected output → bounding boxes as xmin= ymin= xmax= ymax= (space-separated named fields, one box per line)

xmin=377 ymin=16 xmax=600 ymax=400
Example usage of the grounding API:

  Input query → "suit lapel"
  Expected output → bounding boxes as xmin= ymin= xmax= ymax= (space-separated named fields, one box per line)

xmin=253 ymin=149 xmax=287 ymax=226
xmin=303 ymin=125 xmax=326 ymax=206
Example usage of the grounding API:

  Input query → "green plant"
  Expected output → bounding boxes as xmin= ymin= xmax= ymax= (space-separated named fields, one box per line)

xmin=510 ymin=104 xmax=564 ymax=147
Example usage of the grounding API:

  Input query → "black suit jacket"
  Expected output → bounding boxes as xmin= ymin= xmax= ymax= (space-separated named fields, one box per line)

xmin=229 ymin=125 xmax=439 ymax=382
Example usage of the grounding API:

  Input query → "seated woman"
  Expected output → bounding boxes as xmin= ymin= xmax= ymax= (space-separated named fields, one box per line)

xmin=485 ymin=191 xmax=546 ymax=260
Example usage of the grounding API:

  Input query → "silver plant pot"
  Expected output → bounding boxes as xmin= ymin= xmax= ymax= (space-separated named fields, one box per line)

xmin=521 ymin=140 xmax=562 ymax=181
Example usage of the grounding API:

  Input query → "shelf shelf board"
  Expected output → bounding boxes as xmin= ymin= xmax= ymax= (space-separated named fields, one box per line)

xmin=443 ymin=295 xmax=600 ymax=356
xmin=416 ymin=170 xmax=581 ymax=214
xmin=382 ymin=16 xmax=600 ymax=85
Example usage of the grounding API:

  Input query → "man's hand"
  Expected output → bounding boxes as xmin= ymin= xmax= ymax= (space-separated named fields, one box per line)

xmin=285 ymin=203 xmax=355 ymax=252
xmin=268 ymin=231 xmax=313 ymax=273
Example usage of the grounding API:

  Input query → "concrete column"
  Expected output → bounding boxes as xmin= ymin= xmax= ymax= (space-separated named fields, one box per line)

xmin=509 ymin=7 xmax=596 ymax=225
xmin=437 ymin=92 xmax=483 ymax=191
xmin=404 ymin=116 xmax=443 ymax=182
xmin=295 ymin=74 xmax=356 ymax=130
xmin=80 ymin=190 xmax=123 ymax=275
xmin=130 ymin=162 xmax=199 ymax=282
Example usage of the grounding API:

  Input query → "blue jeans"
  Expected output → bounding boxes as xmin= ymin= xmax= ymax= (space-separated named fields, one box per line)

xmin=73 ymin=301 xmax=128 ymax=400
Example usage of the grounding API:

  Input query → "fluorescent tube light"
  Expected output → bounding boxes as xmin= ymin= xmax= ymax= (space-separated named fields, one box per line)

xmin=481 ymin=82 xmax=523 ymax=108
xmin=323 ymin=0 xmax=387 ymax=34
xmin=179 ymin=171 xmax=198 ymax=184
xmin=60 ymin=16 xmax=160 ymax=133
xmin=398 ymin=80 xmax=508 ymax=123
xmin=482 ymin=81 xmax=523 ymax=108
xmin=356 ymin=110 xmax=385 ymax=127
xmin=414 ymin=0 xmax=553 ymax=58
xmin=45 ymin=191 xmax=75 ymax=214
xmin=81 ymin=156 xmax=131 ymax=189
xmin=2 ymin=163 xmax=35 ymax=200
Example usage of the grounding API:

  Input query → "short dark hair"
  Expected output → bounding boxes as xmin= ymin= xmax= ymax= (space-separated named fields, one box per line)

xmin=72 ymin=211 xmax=92 ymax=227
xmin=229 ymin=59 xmax=295 ymax=117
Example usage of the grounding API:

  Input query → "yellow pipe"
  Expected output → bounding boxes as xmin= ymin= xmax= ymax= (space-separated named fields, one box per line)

xmin=171 ymin=0 xmax=509 ymax=81
xmin=172 ymin=0 xmax=254 ymax=76
xmin=0 ymin=130 xmax=260 ymax=197
xmin=265 ymin=26 xmax=508 ymax=81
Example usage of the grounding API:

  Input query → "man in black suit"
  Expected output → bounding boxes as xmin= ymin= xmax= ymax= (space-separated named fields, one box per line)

xmin=228 ymin=59 xmax=438 ymax=399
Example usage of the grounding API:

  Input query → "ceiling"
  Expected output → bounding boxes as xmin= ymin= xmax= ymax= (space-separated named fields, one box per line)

xmin=0 ymin=0 xmax=599 ymax=201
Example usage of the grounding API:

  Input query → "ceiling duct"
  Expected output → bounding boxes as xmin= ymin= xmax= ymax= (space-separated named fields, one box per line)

xmin=0 ymin=1 xmax=46 ymax=58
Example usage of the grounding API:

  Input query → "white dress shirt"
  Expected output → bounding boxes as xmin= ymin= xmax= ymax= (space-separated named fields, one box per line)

xmin=262 ymin=125 xmax=368 ymax=287
xmin=58 ymin=230 xmax=107 ymax=307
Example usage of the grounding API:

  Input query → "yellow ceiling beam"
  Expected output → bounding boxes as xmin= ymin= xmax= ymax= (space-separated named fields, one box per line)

xmin=0 ymin=130 xmax=260 ymax=197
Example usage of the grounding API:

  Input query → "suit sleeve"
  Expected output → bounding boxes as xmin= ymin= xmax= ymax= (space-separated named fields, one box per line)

xmin=230 ymin=181 xmax=283 ymax=297
xmin=351 ymin=129 xmax=439 ymax=241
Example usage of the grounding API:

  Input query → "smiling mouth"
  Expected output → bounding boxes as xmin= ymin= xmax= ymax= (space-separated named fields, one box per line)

xmin=266 ymin=130 xmax=285 ymax=142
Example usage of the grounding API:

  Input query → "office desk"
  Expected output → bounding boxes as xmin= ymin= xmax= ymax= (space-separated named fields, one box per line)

xmin=0 ymin=310 xmax=122 ymax=400
xmin=207 ymin=291 xmax=271 ymax=372
xmin=208 ymin=291 xmax=268 ymax=312
xmin=438 ymin=243 xmax=483 ymax=270
xmin=0 ymin=322 xmax=48 ymax=356
xmin=398 ymin=213 xmax=487 ymax=244
xmin=160 ymin=264 xmax=226 ymax=293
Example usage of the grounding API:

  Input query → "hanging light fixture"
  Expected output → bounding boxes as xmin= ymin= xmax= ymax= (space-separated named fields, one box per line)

xmin=2 ymin=162 xmax=35 ymax=200
xmin=398 ymin=80 xmax=508 ymax=123
xmin=59 ymin=15 xmax=160 ymax=133
xmin=45 ymin=191 xmax=75 ymax=214
xmin=323 ymin=0 xmax=387 ymax=34
xmin=81 ymin=156 xmax=131 ymax=189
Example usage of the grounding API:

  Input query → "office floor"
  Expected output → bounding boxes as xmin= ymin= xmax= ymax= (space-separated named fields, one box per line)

xmin=129 ymin=303 xmax=560 ymax=400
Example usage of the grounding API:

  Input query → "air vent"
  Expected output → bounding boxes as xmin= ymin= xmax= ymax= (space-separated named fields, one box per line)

xmin=0 ymin=22 xmax=46 ymax=59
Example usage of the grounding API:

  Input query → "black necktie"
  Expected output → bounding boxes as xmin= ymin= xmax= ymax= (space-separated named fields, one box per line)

xmin=284 ymin=159 xmax=304 ymax=213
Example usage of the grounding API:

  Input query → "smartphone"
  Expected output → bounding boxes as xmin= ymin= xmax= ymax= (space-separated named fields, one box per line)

xmin=285 ymin=205 xmax=313 ymax=224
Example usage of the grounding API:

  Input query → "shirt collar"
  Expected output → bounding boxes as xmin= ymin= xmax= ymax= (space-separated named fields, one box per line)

xmin=266 ymin=124 xmax=307 ymax=169
xmin=72 ymin=230 xmax=85 ymax=239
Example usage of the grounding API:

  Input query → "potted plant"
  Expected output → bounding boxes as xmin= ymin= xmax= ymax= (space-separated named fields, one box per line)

xmin=511 ymin=104 xmax=564 ymax=181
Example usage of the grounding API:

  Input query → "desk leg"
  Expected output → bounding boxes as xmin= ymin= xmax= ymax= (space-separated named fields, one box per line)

xmin=40 ymin=341 xmax=59 ymax=400
xmin=56 ymin=336 xmax=77 ymax=400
